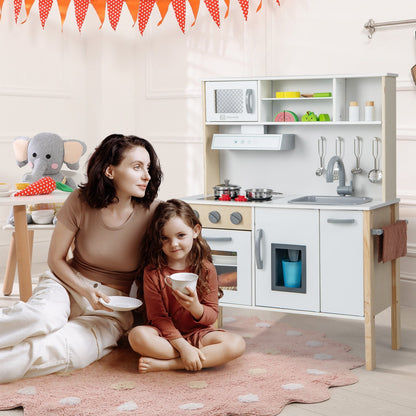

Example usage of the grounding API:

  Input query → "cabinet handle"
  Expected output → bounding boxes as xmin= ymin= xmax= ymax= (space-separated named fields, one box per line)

xmin=204 ymin=237 xmax=233 ymax=242
xmin=327 ymin=218 xmax=355 ymax=224
xmin=255 ymin=229 xmax=264 ymax=269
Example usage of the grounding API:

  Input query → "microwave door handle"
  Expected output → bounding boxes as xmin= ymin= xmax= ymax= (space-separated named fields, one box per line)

xmin=245 ymin=89 xmax=254 ymax=113
xmin=255 ymin=229 xmax=264 ymax=269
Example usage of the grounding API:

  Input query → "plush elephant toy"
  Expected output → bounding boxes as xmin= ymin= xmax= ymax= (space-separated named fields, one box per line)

xmin=13 ymin=132 xmax=87 ymax=189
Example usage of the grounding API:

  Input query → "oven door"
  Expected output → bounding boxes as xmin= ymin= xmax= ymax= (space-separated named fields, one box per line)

xmin=202 ymin=228 xmax=252 ymax=306
xmin=205 ymin=80 xmax=258 ymax=122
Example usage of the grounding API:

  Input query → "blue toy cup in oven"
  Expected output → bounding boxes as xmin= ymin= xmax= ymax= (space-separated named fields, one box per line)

xmin=282 ymin=260 xmax=302 ymax=288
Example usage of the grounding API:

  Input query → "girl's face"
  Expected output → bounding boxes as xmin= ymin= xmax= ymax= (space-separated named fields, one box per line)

xmin=105 ymin=146 xmax=151 ymax=200
xmin=161 ymin=216 xmax=201 ymax=269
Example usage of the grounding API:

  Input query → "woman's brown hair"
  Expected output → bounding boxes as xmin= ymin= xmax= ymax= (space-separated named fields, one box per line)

xmin=79 ymin=134 xmax=162 ymax=209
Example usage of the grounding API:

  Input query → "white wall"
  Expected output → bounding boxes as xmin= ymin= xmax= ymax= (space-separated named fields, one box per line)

xmin=0 ymin=0 xmax=415 ymax=305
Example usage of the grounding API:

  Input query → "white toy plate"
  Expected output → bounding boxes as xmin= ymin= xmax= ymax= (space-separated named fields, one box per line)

xmin=0 ymin=190 xmax=13 ymax=197
xmin=99 ymin=296 xmax=142 ymax=311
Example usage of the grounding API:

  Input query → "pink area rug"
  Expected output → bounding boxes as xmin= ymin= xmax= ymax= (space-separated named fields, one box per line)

xmin=0 ymin=316 xmax=364 ymax=416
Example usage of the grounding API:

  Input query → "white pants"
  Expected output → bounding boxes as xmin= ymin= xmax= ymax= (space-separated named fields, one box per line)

xmin=0 ymin=271 xmax=133 ymax=384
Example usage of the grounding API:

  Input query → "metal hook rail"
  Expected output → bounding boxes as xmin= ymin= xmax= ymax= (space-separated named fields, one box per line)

xmin=364 ymin=18 xmax=416 ymax=39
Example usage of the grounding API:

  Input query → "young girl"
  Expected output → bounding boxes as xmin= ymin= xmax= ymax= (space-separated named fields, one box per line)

xmin=128 ymin=199 xmax=246 ymax=373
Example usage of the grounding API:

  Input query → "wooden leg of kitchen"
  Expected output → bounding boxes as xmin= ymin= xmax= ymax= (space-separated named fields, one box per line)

xmin=363 ymin=210 xmax=376 ymax=370
xmin=391 ymin=203 xmax=401 ymax=350
xmin=13 ymin=205 xmax=33 ymax=302
xmin=214 ymin=306 xmax=223 ymax=329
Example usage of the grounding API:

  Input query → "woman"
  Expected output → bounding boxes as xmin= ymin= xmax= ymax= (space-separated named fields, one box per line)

xmin=0 ymin=134 xmax=162 ymax=384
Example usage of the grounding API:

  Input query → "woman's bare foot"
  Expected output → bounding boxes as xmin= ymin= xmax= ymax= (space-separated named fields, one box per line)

xmin=138 ymin=356 xmax=179 ymax=373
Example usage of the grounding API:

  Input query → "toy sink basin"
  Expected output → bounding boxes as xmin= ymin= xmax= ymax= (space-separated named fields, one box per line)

xmin=288 ymin=195 xmax=372 ymax=205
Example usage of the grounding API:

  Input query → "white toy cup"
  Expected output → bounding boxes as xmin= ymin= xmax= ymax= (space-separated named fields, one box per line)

xmin=164 ymin=273 xmax=198 ymax=294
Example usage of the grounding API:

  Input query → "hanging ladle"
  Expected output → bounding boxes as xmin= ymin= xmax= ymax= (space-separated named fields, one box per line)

xmin=333 ymin=136 xmax=343 ymax=180
xmin=351 ymin=136 xmax=363 ymax=175
xmin=368 ymin=137 xmax=383 ymax=183
xmin=315 ymin=136 xmax=326 ymax=176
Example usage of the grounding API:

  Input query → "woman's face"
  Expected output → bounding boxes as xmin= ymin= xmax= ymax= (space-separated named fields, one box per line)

xmin=106 ymin=146 xmax=151 ymax=200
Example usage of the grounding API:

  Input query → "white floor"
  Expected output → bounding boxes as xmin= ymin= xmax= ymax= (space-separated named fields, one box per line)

xmin=1 ymin=267 xmax=416 ymax=415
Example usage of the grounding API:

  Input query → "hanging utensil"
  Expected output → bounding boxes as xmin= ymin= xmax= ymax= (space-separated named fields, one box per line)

xmin=333 ymin=136 xmax=343 ymax=180
xmin=368 ymin=137 xmax=383 ymax=183
xmin=351 ymin=136 xmax=363 ymax=175
xmin=315 ymin=136 xmax=326 ymax=176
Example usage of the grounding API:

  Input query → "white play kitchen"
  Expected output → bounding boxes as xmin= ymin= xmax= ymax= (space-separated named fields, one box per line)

xmin=183 ymin=74 xmax=403 ymax=370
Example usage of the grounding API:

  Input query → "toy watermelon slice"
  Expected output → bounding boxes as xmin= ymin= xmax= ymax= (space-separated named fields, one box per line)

xmin=274 ymin=111 xmax=299 ymax=122
xmin=14 ymin=177 xmax=56 ymax=196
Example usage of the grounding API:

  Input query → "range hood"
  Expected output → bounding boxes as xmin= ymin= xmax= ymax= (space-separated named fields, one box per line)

xmin=211 ymin=133 xmax=295 ymax=150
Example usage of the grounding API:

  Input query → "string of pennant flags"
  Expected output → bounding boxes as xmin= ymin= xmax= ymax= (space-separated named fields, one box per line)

xmin=1 ymin=0 xmax=280 ymax=34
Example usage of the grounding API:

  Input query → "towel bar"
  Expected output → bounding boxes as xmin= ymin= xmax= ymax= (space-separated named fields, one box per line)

xmin=371 ymin=219 xmax=408 ymax=236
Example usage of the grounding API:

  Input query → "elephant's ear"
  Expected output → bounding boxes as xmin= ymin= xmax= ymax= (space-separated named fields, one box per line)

xmin=63 ymin=140 xmax=87 ymax=170
xmin=13 ymin=137 xmax=30 ymax=168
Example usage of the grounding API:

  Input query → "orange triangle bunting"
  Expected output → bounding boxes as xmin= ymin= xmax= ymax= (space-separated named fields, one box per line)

xmin=155 ymin=0 xmax=169 ymax=26
xmin=125 ymin=0 xmax=140 ymax=25
xmin=90 ymin=0 xmax=107 ymax=28
xmin=56 ymin=0 xmax=71 ymax=26
xmin=188 ymin=0 xmax=199 ymax=25
xmin=223 ymin=0 xmax=229 ymax=19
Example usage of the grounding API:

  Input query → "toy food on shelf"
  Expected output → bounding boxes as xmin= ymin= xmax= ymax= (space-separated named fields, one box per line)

xmin=13 ymin=177 xmax=56 ymax=196
xmin=318 ymin=113 xmax=330 ymax=121
xmin=274 ymin=111 xmax=299 ymax=122
xmin=301 ymin=111 xmax=319 ymax=122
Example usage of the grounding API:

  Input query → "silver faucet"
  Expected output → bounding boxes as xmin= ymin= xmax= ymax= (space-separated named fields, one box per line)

xmin=326 ymin=156 xmax=353 ymax=196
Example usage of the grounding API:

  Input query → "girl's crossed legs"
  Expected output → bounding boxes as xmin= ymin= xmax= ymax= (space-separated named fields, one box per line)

xmin=128 ymin=325 xmax=245 ymax=373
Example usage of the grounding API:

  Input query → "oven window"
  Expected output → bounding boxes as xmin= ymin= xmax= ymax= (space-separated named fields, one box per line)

xmin=212 ymin=250 xmax=237 ymax=291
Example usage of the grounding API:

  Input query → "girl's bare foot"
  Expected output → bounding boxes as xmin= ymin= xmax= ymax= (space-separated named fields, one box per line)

xmin=138 ymin=356 xmax=177 ymax=373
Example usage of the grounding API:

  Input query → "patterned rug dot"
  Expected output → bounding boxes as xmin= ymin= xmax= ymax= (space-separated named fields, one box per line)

xmin=59 ymin=397 xmax=81 ymax=405
xmin=306 ymin=340 xmax=323 ymax=347
xmin=188 ymin=380 xmax=208 ymax=389
xmin=179 ymin=403 xmax=205 ymax=410
xmin=313 ymin=352 xmax=332 ymax=360
xmin=17 ymin=387 xmax=36 ymax=395
xmin=111 ymin=381 xmax=136 ymax=390
xmin=256 ymin=321 xmax=271 ymax=328
xmin=286 ymin=330 xmax=302 ymax=336
xmin=238 ymin=393 xmax=259 ymax=403
xmin=307 ymin=368 xmax=327 ymax=375
xmin=314 ymin=353 xmax=333 ymax=360
xmin=117 ymin=401 xmax=138 ymax=411
xmin=281 ymin=383 xmax=304 ymax=390
xmin=249 ymin=368 xmax=267 ymax=375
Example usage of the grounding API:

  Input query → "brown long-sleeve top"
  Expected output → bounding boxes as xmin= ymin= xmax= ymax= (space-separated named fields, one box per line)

xmin=143 ymin=261 xmax=219 ymax=341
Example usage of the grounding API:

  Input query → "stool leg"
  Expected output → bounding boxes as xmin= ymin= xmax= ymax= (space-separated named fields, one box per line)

xmin=2 ymin=232 xmax=17 ymax=296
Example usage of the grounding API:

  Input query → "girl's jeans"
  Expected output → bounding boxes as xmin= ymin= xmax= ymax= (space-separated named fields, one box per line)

xmin=0 ymin=270 xmax=133 ymax=384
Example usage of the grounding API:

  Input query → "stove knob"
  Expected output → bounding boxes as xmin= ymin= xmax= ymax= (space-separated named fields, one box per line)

xmin=230 ymin=211 xmax=242 ymax=225
xmin=208 ymin=210 xmax=221 ymax=224
xmin=193 ymin=209 xmax=199 ymax=219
